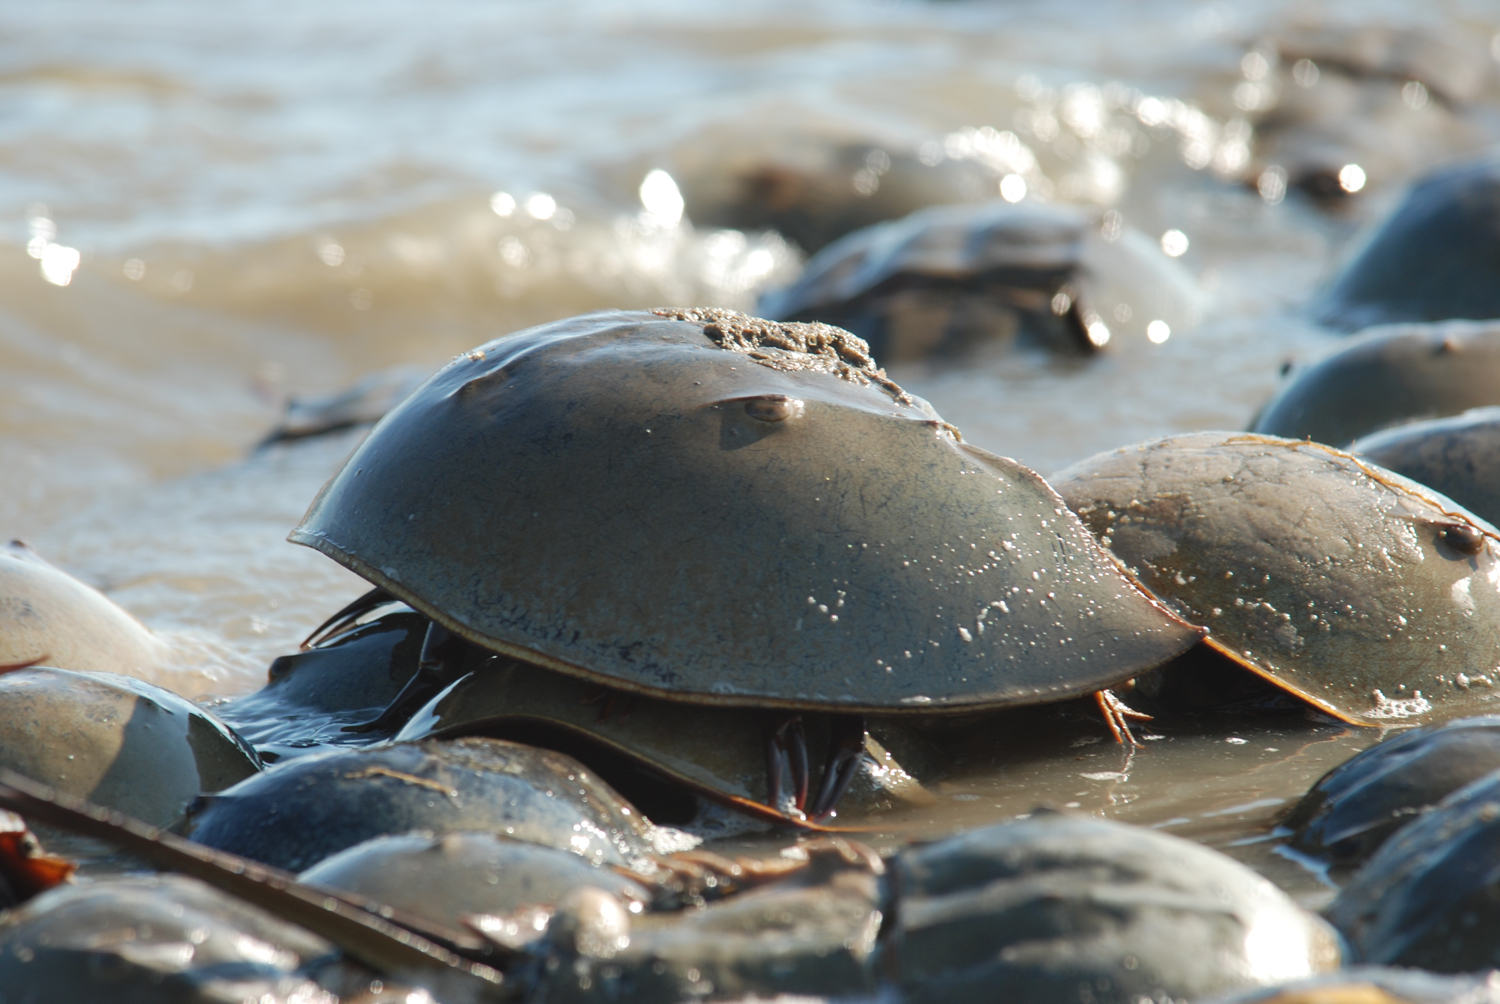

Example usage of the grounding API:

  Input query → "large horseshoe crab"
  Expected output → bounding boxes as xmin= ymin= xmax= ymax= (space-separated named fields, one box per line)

xmin=286 ymin=308 xmax=1199 ymax=820
xmin=1053 ymin=432 xmax=1500 ymax=725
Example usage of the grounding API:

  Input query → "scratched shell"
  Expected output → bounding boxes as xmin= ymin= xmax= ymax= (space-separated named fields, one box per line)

xmin=892 ymin=812 xmax=1341 ymax=1004
xmin=0 ymin=540 xmax=167 ymax=681
xmin=178 ymin=737 xmax=654 ymax=873
xmin=1312 ymin=159 xmax=1500 ymax=331
xmin=1252 ymin=321 xmax=1500 ymax=447
xmin=1285 ymin=716 xmax=1500 ymax=869
xmin=291 ymin=308 xmax=1198 ymax=713
xmin=1053 ymin=432 xmax=1500 ymax=726
xmin=1329 ymin=768 xmax=1500 ymax=971
xmin=394 ymin=656 xmax=938 ymax=824
xmin=1353 ymin=407 xmax=1500 ymax=529
xmin=758 ymin=201 xmax=1200 ymax=361
xmin=298 ymin=831 xmax=652 ymax=931
xmin=0 ymin=666 xmax=260 ymax=827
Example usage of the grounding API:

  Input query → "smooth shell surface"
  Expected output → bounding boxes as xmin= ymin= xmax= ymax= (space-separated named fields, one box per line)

xmin=893 ymin=813 xmax=1341 ymax=1004
xmin=298 ymin=831 xmax=652 ymax=930
xmin=1284 ymin=716 xmax=1500 ymax=868
xmin=759 ymin=201 xmax=1200 ymax=361
xmin=179 ymin=737 xmax=654 ymax=872
xmin=0 ymin=874 xmax=340 ymax=1004
xmin=396 ymin=658 xmax=937 ymax=823
xmin=0 ymin=540 xmax=167 ymax=680
xmin=1253 ymin=321 xmax=1500 ymax=447
xmin=1354 ymin=407 xmax=1500 ymax=528
xmin=1053 ymin=432 xmax=1500 ymax=725
xmin=291 ymin=309 xmax=1198 ymax=712
xmin=1312 ymin=159 xmax=1500 ymax=331
xmin=0 ymin=667 xmax=260 ymax=826
xmin=1330 ymin=769 xmax=1500 ymax=970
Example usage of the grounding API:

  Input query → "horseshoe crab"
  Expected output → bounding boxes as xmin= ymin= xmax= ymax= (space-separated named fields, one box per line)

xmin=1313 ymin=159 xmax=1500 ymax=331
xmin=178 ymin=737 xmax=655 ymax=873
xmin=1353 ymin=407 xmax=1500 ymax=528
xmin=1284 ymin=716 xmax=1500 ymax=868
xmin=1252 ymin=320 xmax=1500 ymax=447
xmin=1329 ymin=767 xmax=1500 ymax=971
xmin=890 ymin=811 xmax=1340 ymax=1004
xmin=299 ymin=831 xmax=653 ymax=931
xmin=287 ymin=308 xmax=1199 ymax=818
xmin=0 ymin=666 xmax=260 ymax=826
xmin=0 ymin=539 xmax=167 ymax=680
xmin=1053 ymin=432 xmax=1500 ymax=725
xmin=758 ymin=202 xmax=1200 ymax=361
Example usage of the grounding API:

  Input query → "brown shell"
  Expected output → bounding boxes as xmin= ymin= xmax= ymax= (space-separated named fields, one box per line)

xmin=1053 ymin=432 xmax=1500 ymax=725
xmin=291 ymin=309 xmax=1198 ymax=712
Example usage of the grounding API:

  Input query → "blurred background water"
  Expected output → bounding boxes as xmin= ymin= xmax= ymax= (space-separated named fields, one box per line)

xmin=4 ymin=0 xmax=1499 ymax=703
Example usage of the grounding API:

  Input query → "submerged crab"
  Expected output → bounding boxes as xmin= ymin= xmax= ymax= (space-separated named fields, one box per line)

xmin=281 ymin=309 xmax=1198 ymax=821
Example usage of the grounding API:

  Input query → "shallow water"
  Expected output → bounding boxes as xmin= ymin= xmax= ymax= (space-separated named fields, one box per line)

xmin=8 ymin=0 xmax=1500 ymax=907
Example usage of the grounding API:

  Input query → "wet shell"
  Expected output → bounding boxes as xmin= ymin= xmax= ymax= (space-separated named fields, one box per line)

xmin=1313 ymin=159 xmax=1500 ymax=331
xmin=0 ymin=874 xmax=351 ymax=1003
xmin=1252 ymin=320 xmax=1500 ymax=447
xmin=1284 ymin=716 xmax=1500 ymax=868
xmin=0 ymin=666 xmax=260 ymax=826
xmin=893 ymin=812 xmax=1340 ymax=1004
xmin=1053 ymin=432 xmax=1500 ymax=725
xmin=290 ymin=308 xmax=1198 ymax=713
xmin=179 ymin=737 xmax=654 ymax=872
xmin=1353 ymin=407 xmax=1500 ymax=528
xmin=1207 ymin=966 xmax=1500 ymax=1004
xmin=299 ymin=831 xmax=652 ymax=931
xmin=1329 ymin=769 xmax=1500 ymax=970
xmin=0 ymin=540 xmax=167 ymax=680
xmin=758 ymin=201 xmax=1200 ymax=361
xmin=394 ymin=657 xmax=937 ymax=823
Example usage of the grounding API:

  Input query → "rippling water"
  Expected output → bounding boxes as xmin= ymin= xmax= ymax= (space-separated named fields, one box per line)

xmin=7 ymin=0 xmax=1500 ymax=900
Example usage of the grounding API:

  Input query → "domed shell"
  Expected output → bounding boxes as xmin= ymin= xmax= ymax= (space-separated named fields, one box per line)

xmin=291 ymin=309 xmax=1198 ymax=713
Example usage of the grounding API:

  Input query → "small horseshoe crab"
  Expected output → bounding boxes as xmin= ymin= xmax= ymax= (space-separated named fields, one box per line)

xmin=1252 ymin=320 xmax=1500 ymax=447
xmin=1053 ymin=432 xmax=1500 ymax=725
xmin=0 ymin=539 xmax=168 ymax=680
xmin=286 ymin=308 xmax=1199 ymax=820
xmin=1312 ymin=159 xmax=1500 ymax=331
xmin=758 ymin=201 xmax=1200 ymax=362
xmin=1353 ymin=406 xmax=1500 ymax=529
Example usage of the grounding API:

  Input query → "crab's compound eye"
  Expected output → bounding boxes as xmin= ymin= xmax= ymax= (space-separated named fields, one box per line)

xmin=1437 ymin=522 xmax=1487 ymax=556
xmin=743 ymin=396 xmax=803 ymax=423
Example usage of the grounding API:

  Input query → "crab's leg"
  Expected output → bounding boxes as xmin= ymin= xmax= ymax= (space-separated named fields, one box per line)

xmin=1094 ymin=689 xmax=1151 ymax=747
xmin=765 ymin=718 xmax=811 ymax=813
xmin=808 ymin=716 xmax=868 ymax=820
xmin=342 ymin=620 xmax=467 ymax=734
xmin=300 ymin=586 xmax=393 ymax=650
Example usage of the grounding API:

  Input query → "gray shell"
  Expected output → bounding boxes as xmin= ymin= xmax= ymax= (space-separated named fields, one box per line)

xmin=1354 ymin=407 xmax=1500 ymax=528
xmin=1053 ymin=432 xmax=1500 ymax=725
xmin=0 ymin=540 xmax=167 ymax=680
xmin=0 ymin=874 xmax=341 ymax=1004
xmin=1312 ymin=159 xmax=1500 ymax=331
xmin=893 ymin=812 xmax=1340 ymax=1004
xmin=1329 ymin=769 xmax=1500 ymax=970
xmin=179 ymin=737 xmax=653 ymax=872
xmin=0 ymin=666 xmax=260 ymax=826
xmin=291 ymin=309 xmax=1198 ymax=713
xmin=298 ymin=831 xmax=651 ymax=931
xmin=1284 ymin=716 xmax=1500 ymax=868
xmin=1253 ymin=320 xmax=1500 ymax=447
xmin=759 ymin=202 xmax=1199 ymax=361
